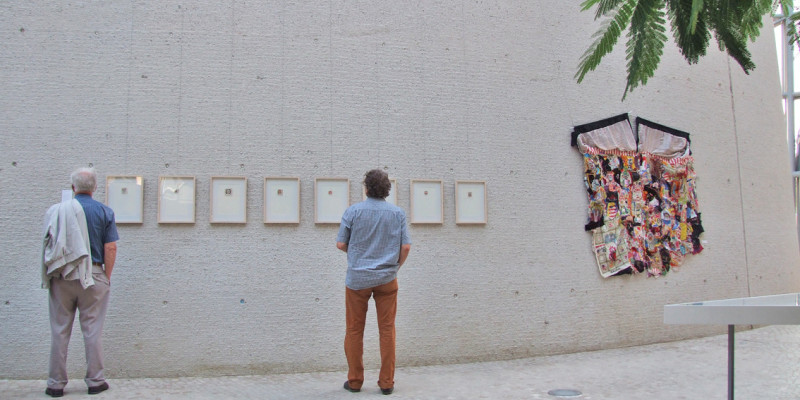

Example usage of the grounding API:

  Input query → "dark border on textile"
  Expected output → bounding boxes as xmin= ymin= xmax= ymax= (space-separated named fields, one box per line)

xmin=635 ymin=117 xmax=691 ymax=142
xmin=571 ymin=113 xmax=631 ymax=147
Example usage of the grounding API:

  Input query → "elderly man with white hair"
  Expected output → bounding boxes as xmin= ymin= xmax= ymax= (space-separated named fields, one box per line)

xmin=42 ymin=167 xmax=118 ymax=397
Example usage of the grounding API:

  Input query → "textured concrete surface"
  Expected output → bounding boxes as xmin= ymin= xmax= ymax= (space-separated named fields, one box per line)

xmin=3 ymin=325 xmax=799 ymax=399
xmin=2 ymin=1 xmax=800 ymax=378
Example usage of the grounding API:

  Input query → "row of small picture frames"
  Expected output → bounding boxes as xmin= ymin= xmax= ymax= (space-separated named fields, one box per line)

xmin=105 ymin=176 xmax=487 ymax=225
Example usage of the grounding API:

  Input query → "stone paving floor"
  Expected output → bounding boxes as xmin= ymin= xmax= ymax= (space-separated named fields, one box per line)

xmin=2 ymin=325 xmax=800 ymax=399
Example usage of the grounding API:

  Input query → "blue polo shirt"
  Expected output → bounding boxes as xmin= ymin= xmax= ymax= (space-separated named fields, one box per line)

xmin=337 ymin=197 xmax=411 ymax=290
xmin=75 ymin=194 xmax=119 ymax=264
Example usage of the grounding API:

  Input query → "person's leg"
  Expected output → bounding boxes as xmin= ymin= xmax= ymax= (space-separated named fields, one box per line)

xmin=48 ymin=279 xmax=79 ymax=391
xmin=344 ymin=286 xmax=371 ymax=390
xmin=77 ymin=271 xmax=111 ymax=389
xmin=373 ymin=279 xmax=398 ymax=391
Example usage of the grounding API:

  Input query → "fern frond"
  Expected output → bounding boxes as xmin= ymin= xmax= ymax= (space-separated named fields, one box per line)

xmin=586 ymin=0 xmax=627 ymax=18
xmin=576 ymin=0 xmax=779 ymax=98
xmin=779 ymin=0 xmax=800 ymax=46
xmin=737 ymin=0 xmax=772 ymax=40
xmin=576 ymin=0 xmax=637 ymax=83
xmin=688 ymin=0 xmax=704 ymax=33
xmin=708 ymin=5 xmax=757 ymax=73
xmin=581 ymin=0 xmax=602 ymax=12
xmin=668 ymin=0 xmax=711 ymax=64
xmin=623 ymin=0 xmax=668 ymax=98
xmin=788 ymin=11 xmax=800 ymax=46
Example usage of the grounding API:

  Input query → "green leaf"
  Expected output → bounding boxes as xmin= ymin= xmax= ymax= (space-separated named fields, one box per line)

xmin=788 ymin=11 xmax=800 ymax=45
xmin=624 ymin=0 xmax=668 ymax=98
xmin=737 ymin=0 xmax=772 ymax=41
xmin=668 ymin=0 xmax=711 ymax=64
xmin=577 ymin=0 xmax=780 ymax=98
xmin=588 ymin=0 xmax=627 ymax=18
xmin=688 ymin=0 xmax=704 ymax=33
xmin=775 ymin=0 xmax=799 ymax=46
xmin=575 ymin=0 xmax=638 ymax=83
xmin=708 ymin=3 xmax=757 ymax=73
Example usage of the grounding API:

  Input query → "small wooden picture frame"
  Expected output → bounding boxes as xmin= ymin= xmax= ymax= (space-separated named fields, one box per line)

xmin=455 ymin=180 xmax=487 ymax=224
xmin=410 ymin=179 xmax=443 ymax=224
xmin=264 ymin=177 xmax=301 ymax=224
xmin=210 ymin=176 xmax=247 ymax=224
xmin=106 ymin=176 xmax=144 ymax=224
xmin=315 ymin=178 xmax=350 ymax=224
xmin=158 ymin=176 xmax=196 ymax=224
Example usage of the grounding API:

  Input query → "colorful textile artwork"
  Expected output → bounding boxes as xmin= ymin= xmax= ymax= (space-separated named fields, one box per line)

xmin=572 ymin=114 xmax=704 ymax=278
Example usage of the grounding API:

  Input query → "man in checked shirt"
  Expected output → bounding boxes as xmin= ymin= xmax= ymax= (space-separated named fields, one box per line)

xmin=336 ymin=169 xmax=411 ymax=396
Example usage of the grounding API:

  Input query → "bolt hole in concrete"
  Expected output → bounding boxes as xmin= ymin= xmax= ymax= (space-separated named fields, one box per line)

xmin=548 ymin=389 xmax=582 ymax=397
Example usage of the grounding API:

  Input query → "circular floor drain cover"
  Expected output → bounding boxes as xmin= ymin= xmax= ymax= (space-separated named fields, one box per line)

xmin=548 ymin=389 xmax=582 ymax=397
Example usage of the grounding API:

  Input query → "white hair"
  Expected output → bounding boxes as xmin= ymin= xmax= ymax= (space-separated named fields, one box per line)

xmin=71 ymin=167 xmax=97 ymax=193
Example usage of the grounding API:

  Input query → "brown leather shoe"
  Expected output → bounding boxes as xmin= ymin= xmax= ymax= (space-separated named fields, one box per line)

xmin=88 ymin=382 xmax=109 ymax=395
xmin=45 ymin=388 xmax=64 ymax=398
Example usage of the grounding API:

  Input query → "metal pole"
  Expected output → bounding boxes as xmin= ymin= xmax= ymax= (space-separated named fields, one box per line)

xmin=781 ymin=18 xmax=800 ymax=250
xmin=786 ymin=18 xmax=797 ymax=172
xmin=728 ymin=325 xmax=735 ymax=400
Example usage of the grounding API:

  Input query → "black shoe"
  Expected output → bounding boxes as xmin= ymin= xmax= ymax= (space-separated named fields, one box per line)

xmin=343 ymin=381 xmax=360 ymax=393
xmin=381 ymin=387 xmax=394 ymax=395
xmin=88 ymin=382 xmax=109 ymax=395
xmin=45 ymin=388 xmax=64 ymax=398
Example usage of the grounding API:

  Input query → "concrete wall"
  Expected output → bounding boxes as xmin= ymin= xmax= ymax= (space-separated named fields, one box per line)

xmin=1 ymin=1 xmax=798 ymax=379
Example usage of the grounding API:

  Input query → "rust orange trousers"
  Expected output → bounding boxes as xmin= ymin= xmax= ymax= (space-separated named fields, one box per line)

xmin=344 ymin=279 xmax=398 ymax=390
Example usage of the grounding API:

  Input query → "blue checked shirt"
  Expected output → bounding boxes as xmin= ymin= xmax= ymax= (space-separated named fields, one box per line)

xmin=337 ymin=197 xmax=411 ymax=290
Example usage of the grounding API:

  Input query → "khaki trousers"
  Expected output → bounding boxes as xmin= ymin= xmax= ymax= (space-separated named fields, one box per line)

xmin=47 ymin=267 xmax=110 ymax=390
xmin=344 ymin=279 xmax=398 ymax=390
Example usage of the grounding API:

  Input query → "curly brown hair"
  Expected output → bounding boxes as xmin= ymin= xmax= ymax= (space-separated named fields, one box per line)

xmin=364 ymin=169 xmax=391 ymax=199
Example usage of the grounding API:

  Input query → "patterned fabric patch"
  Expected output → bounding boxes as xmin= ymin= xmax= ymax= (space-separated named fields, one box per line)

xmin=573 ymin=115 xmax=703 ymax=278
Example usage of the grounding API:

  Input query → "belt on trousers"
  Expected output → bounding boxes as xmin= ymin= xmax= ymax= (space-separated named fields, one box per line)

xmin=51 ymin=263 xmax=104 ymax=279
